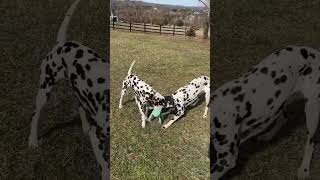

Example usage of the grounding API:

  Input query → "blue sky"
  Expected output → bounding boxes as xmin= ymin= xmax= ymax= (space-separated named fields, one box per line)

xmin=141 ymin=0 xmax=204 ymax=7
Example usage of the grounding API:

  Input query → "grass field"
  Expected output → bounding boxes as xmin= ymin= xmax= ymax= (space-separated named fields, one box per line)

xmin=1 ymin=0 xmax=108 ymax=179
xmin=110 ymin=30 xmax=210 ymax=179
xmin=211 ymin=0 xmax=320 ymax=179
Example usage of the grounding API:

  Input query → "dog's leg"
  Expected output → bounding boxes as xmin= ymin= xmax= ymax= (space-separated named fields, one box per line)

xmin=88 ymin=128 xmax=109 ymax=180
xmin=118 ymin=80 xmax=127 ymax=109
xmin=29 ymin=88 xmax=51 ymax=147
xmin=203 ymin=87 xmax=210 ymax=118
xmin=162 ymin=104 xmax=184 ymax=129
xmin=191 ymin=99 xmax=199 ymax=106
xmin=297 ymin=97 xmax=319 ymax=179
xmin=29 ymin=61 xmax=56 ymax=147
xmin=134 ymin=96 xmax=147 ymax=128
xmin=211 ymin=123 xmax=239 ymax=180
xmin=79 ymin=106 xmax=90 ymax=134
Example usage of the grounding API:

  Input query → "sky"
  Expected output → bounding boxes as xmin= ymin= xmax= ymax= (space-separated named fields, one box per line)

xmin=141 ymin=0 xmax=204 ymax=7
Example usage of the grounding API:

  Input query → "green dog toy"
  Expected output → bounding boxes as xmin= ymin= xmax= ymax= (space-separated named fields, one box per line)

xmin=146 ymin=106 xmax=164 ymax=124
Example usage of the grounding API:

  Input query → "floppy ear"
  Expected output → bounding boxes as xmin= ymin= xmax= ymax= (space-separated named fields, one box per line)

xmin=164 ymin=95 xmax=174 ymax=106
xmin=147 ymin=94 xmax=154 ymax=104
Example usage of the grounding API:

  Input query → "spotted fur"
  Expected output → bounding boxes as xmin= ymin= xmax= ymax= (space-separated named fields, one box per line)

xmin=210 ymin=46 xmax=320 ymax=180
xmin=118 ymin=60 xmax=170 ymax=128
xmin=161 ymin=76 xmax=210 ymax=129
xmin=28 ymin=0 xmax=109 ymax=179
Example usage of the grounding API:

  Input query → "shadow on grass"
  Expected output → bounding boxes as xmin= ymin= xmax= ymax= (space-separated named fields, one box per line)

xmin=39 ymin=115 xmax=81 ymax=139
xmin=222 ymin=99 xmax=308 ymax=179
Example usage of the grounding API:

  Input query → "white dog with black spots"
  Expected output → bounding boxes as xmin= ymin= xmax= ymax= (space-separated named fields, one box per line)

xmin=119 ymin=60 xmax=172 ymax=128
xmin=160 ymin=76 xmax=210 ymax=129
xmin=28 ymin=0 xmax=109 ymax=179
xmin=210 ymin=46 xmax=320 ymax=180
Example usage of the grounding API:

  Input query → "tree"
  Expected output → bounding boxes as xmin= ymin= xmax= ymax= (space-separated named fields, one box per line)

xmin=199 ymin=0 xmax=210 ymax=39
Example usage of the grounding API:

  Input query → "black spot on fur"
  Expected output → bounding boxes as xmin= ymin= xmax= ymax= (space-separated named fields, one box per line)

xmin=235 ymin=101 xmax=252 ymax=124
xmin=213 ymin=117 xmax=221 ymax=128
xmin=57 ymin=47 xmax=62 ymax=54
xmin=87 ymin=79 xmax=93 ymax=87
xmin=231 ymin=86 xmax=242 ymax=95
xmin=61 ymin=58 xmax=67 ymax=68
xmin=286 ymin=47 xmax=293 ymax=51
xmin=234 ymin=93 xmax=245 ymax=102
xmin=75 ymin=64 xmax=86 ymax=80
xmin=280 ymin=75 xmax=287 ymax=83
xmin=267 ymin=98 xmax=273 ymax=105
xmin=75 ymin=49 xmax=84 ymax=59
xmin=97 ymin=77 xmax=106 ymax=84
xmin=222 ymin=88 xmax=230 ymax=96
xmin=260 ymin=67 xmax=268 ymax=74
xmin=300 ymin=48 xmax=309 ymax=59
xmin=275 ymin=90 xmax=281 ymax=98
xmin=85 ymin=64 xmax=91 ymax=71
xmin=303 ymin=67 xmax=312 ymax=76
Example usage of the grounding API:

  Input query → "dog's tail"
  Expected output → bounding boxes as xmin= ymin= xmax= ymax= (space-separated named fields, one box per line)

xmin=127 ymin=60 xmax=136 ymax=76
xmin=56 ymin=0 xmax=81 ymax=43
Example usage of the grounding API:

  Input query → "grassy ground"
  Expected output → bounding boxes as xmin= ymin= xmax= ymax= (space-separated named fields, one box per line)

xmin=110 ymin=30 xmax=209 ymax=179
xmin=1 ymin=0 xmax=108 ymax=179
xmin=211 ymin=0 xmax=320 ymax=179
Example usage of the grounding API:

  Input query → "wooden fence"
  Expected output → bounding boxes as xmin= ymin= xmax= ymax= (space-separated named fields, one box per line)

xmin=110 ymin=20 xmax=187 ymax=36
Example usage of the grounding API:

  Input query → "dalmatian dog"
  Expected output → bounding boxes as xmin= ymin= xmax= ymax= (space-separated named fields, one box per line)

xmin=210 ymin=46 xmax=320 ymax=180
xmin=119 ymin=60 xmax=172 ymax=128
xmin=161 ymin=76 xmax=210 ymax=129
xmin=28 ymin=0 xmax=109 ymax=179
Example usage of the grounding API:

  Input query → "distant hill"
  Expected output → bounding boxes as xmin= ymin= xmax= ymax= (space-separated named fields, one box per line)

xmin=118 ymin=0 xmax=205 ymax=11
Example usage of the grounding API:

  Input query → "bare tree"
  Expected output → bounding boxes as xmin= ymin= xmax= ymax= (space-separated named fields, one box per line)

xmin=199 ymin=0 xmax=210 ymax=39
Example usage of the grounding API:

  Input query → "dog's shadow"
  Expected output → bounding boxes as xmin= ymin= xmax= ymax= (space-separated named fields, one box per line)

xmin=222 ymin=99 xmax=309 ymax=179
xmin=122 ymin=99 xmax=135 ymax=106
xmin=38 ymin=114 xmax=82 ymax=139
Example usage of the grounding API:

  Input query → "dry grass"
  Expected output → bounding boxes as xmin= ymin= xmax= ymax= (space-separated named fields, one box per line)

xmin=1 ymin=0 xmax=108 ymax=179
xmin=110 ymin=30 xmax=209 ymax=179
xmin=211 ymin=0 xmax=320 ymax=179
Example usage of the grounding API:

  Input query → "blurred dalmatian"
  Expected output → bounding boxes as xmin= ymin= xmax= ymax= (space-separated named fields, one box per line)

xmin=28 ymin=0 xmax=109 ymax=179
xmin=210 ymin=46 xmax=320 ymax=180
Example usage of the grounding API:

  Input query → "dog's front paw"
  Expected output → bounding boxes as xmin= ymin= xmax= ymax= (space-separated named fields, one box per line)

xmin=118 ymin=104 xmax=123 ymax=109
xmin=28 ymin=136 xmax=39 ymax=148
xmin=142 ymin=121 xmax=146 ymax=128
xmin=297 ymin=167 xmax=310 ymax=180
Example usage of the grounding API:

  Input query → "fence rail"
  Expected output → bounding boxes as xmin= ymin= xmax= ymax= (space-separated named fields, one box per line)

xmin=110 ymin=20 xmax=187 ymax=36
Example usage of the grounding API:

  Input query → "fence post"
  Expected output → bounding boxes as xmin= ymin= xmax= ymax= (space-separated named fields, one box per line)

xmin=112 ymin=18 xmax=115 ymax=29
xmin=185 ymin=26 xmax=187 ymax=36
xmin=173 ymin=25 xmax=175 ymax=36
xmin=130 ymin=21 xmax=132 ymax=32
xmin=160 ymin=25 xmax=162 ymax=35
xmin=144 ymin=23 xmax=146 ymax=33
